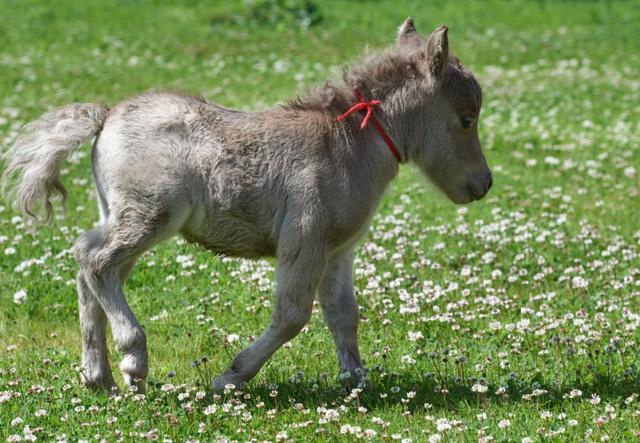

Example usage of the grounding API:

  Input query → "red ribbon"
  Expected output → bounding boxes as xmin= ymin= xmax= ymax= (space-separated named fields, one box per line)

xmin=337 ymin=90 xmax=403 ymax=163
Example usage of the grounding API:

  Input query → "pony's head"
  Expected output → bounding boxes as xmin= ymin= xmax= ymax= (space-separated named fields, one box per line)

xmin=345 ymin=19 xmax=492 ymax=203
xmin=393 ymin=19 xmax=492 ymax=203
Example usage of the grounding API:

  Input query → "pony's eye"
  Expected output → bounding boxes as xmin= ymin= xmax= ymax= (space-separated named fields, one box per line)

xmin=461 ymin=114 xmax=475 ymax=129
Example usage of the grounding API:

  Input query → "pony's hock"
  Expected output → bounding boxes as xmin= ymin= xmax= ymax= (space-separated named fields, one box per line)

xmin=3 ymin=18 xmax=492 ymax=393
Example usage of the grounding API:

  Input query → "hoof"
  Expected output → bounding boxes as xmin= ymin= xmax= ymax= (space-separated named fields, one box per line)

xmin=338 ymin=367 xmax=370 ymax=389
xmin=212 ymin=370 xmax=246 ymax=393
xmin=119 ymin=354 xmax=148 ymax=394
xmin=81 ymin=372 xmax=119 ymax=394
xmin=121 ymin=371 xmax=147 ymax=394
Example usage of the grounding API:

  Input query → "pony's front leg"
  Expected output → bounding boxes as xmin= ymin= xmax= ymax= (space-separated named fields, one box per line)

xmin=318 ymin=250 xmax=365 ymax=385
xmin=213 ymin=242 xmax=328 ymax=391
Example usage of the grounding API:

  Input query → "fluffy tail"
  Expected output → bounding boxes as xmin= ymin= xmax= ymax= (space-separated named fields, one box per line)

xmin=2 ymin=103 xmax=109 ymax=222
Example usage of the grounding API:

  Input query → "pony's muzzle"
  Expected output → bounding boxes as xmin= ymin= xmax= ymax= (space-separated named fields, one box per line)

xmin=466 ymin=171 xmax=493 ymax=201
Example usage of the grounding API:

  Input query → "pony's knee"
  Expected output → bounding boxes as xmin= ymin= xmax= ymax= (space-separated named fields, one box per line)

xmin=325 ymin=297 xmax=359 ymax=329
xmin=275 ymin=305 xmax=312 ymax=339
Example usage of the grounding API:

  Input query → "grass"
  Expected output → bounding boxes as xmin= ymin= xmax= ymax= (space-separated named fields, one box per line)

xmin=1 ymin=0 xmax=639 ymax=441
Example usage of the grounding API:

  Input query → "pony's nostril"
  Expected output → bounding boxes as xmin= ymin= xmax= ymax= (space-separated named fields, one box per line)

xmin=486 ymin=172 xmax=493 ymax=192
xmin=466 ymin=183 xmax=475 ymax=197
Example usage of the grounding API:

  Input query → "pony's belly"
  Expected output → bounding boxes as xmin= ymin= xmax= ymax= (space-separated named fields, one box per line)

xmin=181 ymin=207 xmax=276 ymax=258
xmin=184 ymin=230 xmax=276 ymax=258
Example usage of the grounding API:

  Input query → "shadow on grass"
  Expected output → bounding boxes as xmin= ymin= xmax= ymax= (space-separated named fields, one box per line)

xmin=229 ymin=366 xmax=640 ymax=412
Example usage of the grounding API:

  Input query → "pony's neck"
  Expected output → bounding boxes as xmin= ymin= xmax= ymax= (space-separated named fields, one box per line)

xmin=332 ymin=111 xmax=401 ymax=194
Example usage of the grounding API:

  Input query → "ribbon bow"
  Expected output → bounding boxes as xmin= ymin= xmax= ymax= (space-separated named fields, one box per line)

xmin=337 ymin=90 xmax=381 ymax=130
xmin=336 ymin=89 xmax=403 ymax=163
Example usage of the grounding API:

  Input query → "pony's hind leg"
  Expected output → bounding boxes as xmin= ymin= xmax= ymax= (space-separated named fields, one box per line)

xmin=77 ymin=187 xmax=122 ymax=392
xmin=77 ymin=271 xmax=117 ymax=391
xmin=74 ymin=204 xmax=189 ymax=392
xmin=77 ymin=254 xmax=141 ymax=392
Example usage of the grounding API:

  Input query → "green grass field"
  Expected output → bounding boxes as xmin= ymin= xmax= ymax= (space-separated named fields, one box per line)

xmin=1 ymin=0 xmax=639 ymax=441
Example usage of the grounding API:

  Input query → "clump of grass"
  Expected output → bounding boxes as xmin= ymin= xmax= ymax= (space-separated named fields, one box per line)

xmin=244 ymin=0 xmax=322 ymax=29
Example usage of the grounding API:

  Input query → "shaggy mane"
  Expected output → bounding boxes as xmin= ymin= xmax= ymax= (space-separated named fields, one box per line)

xmin=285 ymin=45 xmax=422 ymax=114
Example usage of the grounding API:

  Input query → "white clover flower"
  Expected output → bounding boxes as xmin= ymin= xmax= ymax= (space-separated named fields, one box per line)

xmin=226 ymin=334 xmax=240 ymax=343
xmin=471 ymin=384 xmax=488 ymax=393
xmin=12 ymin=289 xmax=27 ymax=305
xmin=571 ymin=276 xmax=589 ymax=289
xmin=516 ymin=318 xmax=530 ymax=332
xmin=436 ymin=418 xmax=451 ymax=432
xmin=569 ymin=389 xmax=582 ymax=398
xmin=482 ymin=251 xmax=496 ymax=264
xmin=203 ymin=404 xmax=217 ymax=415
xmin=364 ymin=429 xmax=377 ymax=438
xmin=401 ymin=355 xmax=416 ymax=365
xmin=160 ymin=383 xmax=175 ymax=393
xmin=624 ymin=166 xmax=636 ymax=179
xmin=544 ymin=156 xmax=560 ymax=165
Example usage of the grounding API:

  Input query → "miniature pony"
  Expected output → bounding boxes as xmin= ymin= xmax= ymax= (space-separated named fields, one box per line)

xmin=3 ymin=18 xmax=491 ymax=392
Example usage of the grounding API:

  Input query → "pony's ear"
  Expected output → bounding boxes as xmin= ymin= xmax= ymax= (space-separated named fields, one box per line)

xmin=397 ymin=17 xmax=420 ymax=46
xmin=426 ymin=25 xmax=449 ymax=79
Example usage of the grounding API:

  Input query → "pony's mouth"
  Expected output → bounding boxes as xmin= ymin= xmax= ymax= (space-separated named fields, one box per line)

xmin=449 ymin=190 xmax=477 ymax=205
xmin=463 ymin=172 xmax=493 ymax=202
xmin=467 ymin=188 xmax=488 ymax=201
xmin=450 ymin=185 xmax=489 ymax=204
